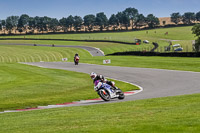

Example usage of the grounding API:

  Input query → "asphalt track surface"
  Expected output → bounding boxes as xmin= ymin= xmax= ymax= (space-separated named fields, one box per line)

xmin=23 ymin=62 xmax=200 ymax=106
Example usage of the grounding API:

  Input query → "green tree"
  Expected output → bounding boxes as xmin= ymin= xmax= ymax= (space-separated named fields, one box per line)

xmin=116 ymin=12 xmax=123 ymax=30
xmin=73 ymin=16 xmax=83 ymax=32
xmin=83 ymin=14 xmax=95 ymax=31
xmin=171 ymin=12 xmax=182 ymax=25
xmin=33 ymin=16 xmax=49 ymax=33
xmin=17 ymin=14 xmax=29 ymax=34
xmin=108 ymin=14 xmax=118 ymax=30
xmin=134 ymin=14 xmax=146 ymax=29
xmin=196 ymin=11 xmax=200 ymax=22
xmin=59 ymin=17 xmax=67 ymax=32
xmin=182 ymin=12 xmax=196 ymax=24
xmin=49 ymin=18 xmax=59 ymax=32
xmin=1 ymin=20 xmax=6 ymax=34
xmin=42 ymin=16 xmax=51 ymax=32
xmin=123 ymin=7 xmax=139 ymax=29
xmin=0 ymin=20 xmax=2 ymax=32
xmin=6 ymin=16 xmax=19 ymax=34
xmin=96 ymin=12 xmax=108 ymax=31
xmin=33 ymin=16 xmax=41 ymax=33
xmin=28 ymin=17 xmax=36 ymax=33
xmin=146 ymin=14 xmax=159 ymax=28
xmin=192 ymin=24 xmax=200 ymax=36
xmin=192 ymin=24 xmax=200 ymax=52
xmin=116 ymin=12 xmax=130 ymax=30
xmin=66 ymin=15 xmax=74 ymax=31
xmin=122 ymin=11 xmax=130 ymax=30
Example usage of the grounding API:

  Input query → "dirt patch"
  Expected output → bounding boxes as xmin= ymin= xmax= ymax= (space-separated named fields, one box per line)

xmin=159 ymin=17 xmax=174 ymax=26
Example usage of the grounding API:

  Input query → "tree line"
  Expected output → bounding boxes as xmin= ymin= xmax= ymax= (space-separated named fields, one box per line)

xmin=0 ymin=7 xmax=200 ymax=34
xmin=192 ymin=24 xmax=200 ymax=52
xmin=171 ymin=12 xmax=200 ymax=25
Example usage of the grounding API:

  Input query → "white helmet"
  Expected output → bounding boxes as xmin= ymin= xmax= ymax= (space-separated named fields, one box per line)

xmin=90 ymin=72 xmax=97 ymax=80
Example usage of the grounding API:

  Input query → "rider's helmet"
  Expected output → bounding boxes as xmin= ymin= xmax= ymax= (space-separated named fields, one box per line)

xmin=75 ymin=53 xmax=78 ymax=56
xmin=90 ymin=72 xmax=97 ymax=80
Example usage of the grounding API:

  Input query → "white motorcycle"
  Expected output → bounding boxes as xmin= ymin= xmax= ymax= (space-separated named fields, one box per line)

xmin=94 ymin=80 xmax=125 ymax=101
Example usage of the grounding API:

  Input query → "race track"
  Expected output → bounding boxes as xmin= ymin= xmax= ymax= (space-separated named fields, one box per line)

xmin=1 ymin=43 xmax=200 ymax=112
xmin=23 ymin=62 xmax=200 ymax=105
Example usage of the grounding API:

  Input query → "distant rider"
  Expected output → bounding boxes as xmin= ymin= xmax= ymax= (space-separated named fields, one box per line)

xmin=74 ymin=53 xmax=80 ymax=64
xmin=90 ymin=72 xmax=116 ymax=90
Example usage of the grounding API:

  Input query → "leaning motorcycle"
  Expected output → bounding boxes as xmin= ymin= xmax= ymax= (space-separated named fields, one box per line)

xmin=74 ymin=56 xmax=79 ymax=65
xmin=94 ymin=80 xmax=125 ymax=101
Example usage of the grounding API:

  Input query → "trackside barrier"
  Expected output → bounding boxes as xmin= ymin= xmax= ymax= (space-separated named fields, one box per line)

xmin=107 ymin=51 xmax=200 ymax=57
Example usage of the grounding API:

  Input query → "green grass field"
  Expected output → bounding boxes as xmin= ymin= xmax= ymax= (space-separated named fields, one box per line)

xmin=0 ymin=63 xmax=138 ymax=111
xmin=1 ymin=93 xmax=200 ymax=133
xmin=0 ymin=26 xmax=199 ymax=132
xmin=0 ymin=40 xmax=156 ymax=55
xmin=0 ymin=26 xmax=195 ymax=41
xmin=0 ymin=43 xmax=92 ymax=62
xmin=82 ymin=56 xmax=200 ymax=72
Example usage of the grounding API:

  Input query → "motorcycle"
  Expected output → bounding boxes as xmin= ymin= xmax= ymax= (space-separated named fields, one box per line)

xmin=74 ymin=56 xmax=79 ymax=65
xmin=94 ymin=80 xmax=125 ymax=101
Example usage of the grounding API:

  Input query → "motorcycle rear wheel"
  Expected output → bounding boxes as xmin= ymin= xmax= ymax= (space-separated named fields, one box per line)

xmin=118 ymin=92 xmax=125 ymax=100
xmin=116 ymin=88 xmax=125 ymax=100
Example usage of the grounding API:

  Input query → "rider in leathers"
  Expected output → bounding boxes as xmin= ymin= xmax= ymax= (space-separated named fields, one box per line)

xmin=74 ymin=53 xmax=79 ymax=64
xmin=90 ymin=72 xmax=116 ymax=90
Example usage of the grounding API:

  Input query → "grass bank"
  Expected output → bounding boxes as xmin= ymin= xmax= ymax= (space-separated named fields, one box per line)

xmin=0 ymin=63 xmax=138 ymax=111
xmin=0 ymin=43 xmax=92 ymax=62
xmin=81 ymin=56 xmax=200 ymax=72
xmin=1 ymin=93 xmax=199 ymax=132
xmin=0 ymin=26 xmax=194 ymax=41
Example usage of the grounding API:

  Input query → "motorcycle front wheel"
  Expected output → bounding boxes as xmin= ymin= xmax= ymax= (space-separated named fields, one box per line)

xmin=98 ymin=89 xmax=111 ymax=101
xmin=74 ymin=61 xmax=79 ymax=65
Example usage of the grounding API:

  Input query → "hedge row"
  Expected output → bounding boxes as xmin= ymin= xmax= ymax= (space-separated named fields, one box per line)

xmin=107 ymin=51 xmax=200 ymax=57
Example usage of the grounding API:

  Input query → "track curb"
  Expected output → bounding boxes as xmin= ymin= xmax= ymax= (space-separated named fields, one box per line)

xmin=0 ymin=88 xmax=142 ymax=114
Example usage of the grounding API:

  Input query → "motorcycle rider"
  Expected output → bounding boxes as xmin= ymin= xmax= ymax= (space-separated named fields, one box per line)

xmin=90 ymin=72 xmax=116 ymax=90
xmin=74 ymin=53 xmax=79 ymax=64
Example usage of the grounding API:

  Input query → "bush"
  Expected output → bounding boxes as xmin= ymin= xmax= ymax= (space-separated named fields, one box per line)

xmin=194 ymin=38 xmax=200 ymax=52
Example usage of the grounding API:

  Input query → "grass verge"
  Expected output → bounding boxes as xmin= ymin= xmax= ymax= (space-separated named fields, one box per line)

xmin=0 ymin=43 xmax=92 ymax=62
xmin=0 ymin=63 xmax=138 ymax=111
xmin=0 ymin=93 xmax=199 ymax=133
xmin=81 ymin=56 xmax=200 ymax=72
